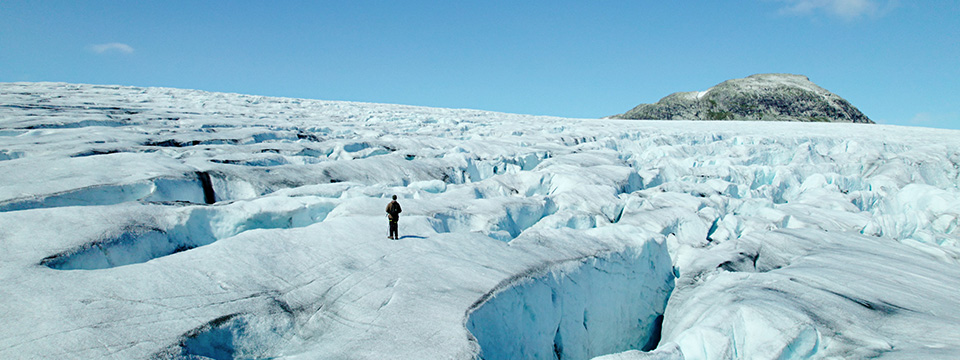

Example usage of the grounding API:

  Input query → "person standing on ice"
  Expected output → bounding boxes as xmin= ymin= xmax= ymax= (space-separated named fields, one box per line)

xmin=386 ymin=195 xmax=402 ymax=240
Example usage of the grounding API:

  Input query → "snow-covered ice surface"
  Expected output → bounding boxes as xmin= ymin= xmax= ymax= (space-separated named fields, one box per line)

xmin=1 ymin=82 xmax=959 ymax=359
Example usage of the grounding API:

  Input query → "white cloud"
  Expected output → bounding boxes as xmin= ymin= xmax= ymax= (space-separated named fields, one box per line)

xmin=910 ymin=112 xmax=935 ymax=124
xmin=777 ymin=0 xmax=897 ymax=19
xmin=909 ymin=112 xmax=960 ymax=129
xmin=90 ymin=43 xmax=135 ymax=54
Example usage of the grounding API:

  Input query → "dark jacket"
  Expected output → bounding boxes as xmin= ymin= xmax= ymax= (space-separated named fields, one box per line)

xmin=386 ymin=200 xmax=402 ymax=222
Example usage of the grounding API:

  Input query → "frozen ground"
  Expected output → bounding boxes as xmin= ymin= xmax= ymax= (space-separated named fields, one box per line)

xmin=1 ymin=82 xmax=959 ymax=359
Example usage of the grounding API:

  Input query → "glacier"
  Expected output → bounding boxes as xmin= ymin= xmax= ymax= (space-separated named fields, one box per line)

xmin=0 ymin=82 xmax=959 ymax=359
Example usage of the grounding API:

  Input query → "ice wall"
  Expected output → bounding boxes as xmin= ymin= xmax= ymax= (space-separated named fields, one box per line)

xmin=157 ymin=310 xmax=296 ymax=360
xmin=41 ymin=197 xmax=335 ymax=270
xmin=467 ymin=248 xmax=675 ymax=360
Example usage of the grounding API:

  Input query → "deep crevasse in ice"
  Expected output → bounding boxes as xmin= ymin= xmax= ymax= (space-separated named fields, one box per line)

xmin=467 ymin=246 xmax=674 ymax=360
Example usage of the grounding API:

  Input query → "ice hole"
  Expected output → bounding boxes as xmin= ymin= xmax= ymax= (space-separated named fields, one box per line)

xmin=295 ymin=147 xmax=334 ymax=158
xmin=162 ymin=311 xmax=294 ymax=360
xmin=429 ymin=199 xmax=554 ymax=241
xmin=22 ymin=119 xmax=132 ymax=129
xmin=330 ymin=142 xmax=394 ymax=160
xmin=342 ymin=142 xmax=371 ymax=153
xmin=493 ymin=200 xmax=555 ymax=240
xmin=0 ymin=150 xmax=25 ymax=161
xmin=464 ymin=158 xmax=523 ymax=183
xmin=429 ymin=212 xmax=473 ymax=234
xmin=39 ymin=227 xmax=189 ymax=270
xmin=250 ymin=132 xmax=294 ymax=144
xmin=0 ymin=171 xmax=234 ymax=213
xmin=466 ymin=249 xmax=675 ymax=360
xmin=211 ymin=156 xmax=289 ymax=167
xmin=0 ymin=130 xmax=27 ymax=137
xmin=209 ymin=174 xmax=259 ymax=201
xmin=0 ymin=180 xmax=198 ymax=213
xmin=41 ymin=201 xmax=336 ymax=270
xmin=70 ymin=149 xmax=123 ymax=158
xmin=0 ymin=183 xmax=155 ymax=212
xmin=518 ymin=152 xmax=549 ymax=171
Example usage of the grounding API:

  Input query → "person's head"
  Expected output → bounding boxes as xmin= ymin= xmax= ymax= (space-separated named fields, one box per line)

xmin=392 ymin=195 xmax=398 ymax=200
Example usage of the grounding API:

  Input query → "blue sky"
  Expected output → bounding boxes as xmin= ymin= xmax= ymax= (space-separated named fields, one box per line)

xmin=1 ymin=1 xmax=958 ymax=129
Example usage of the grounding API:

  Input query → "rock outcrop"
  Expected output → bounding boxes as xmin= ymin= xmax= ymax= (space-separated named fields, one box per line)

xmin=610 ymin=74 xmax=873 ymax=123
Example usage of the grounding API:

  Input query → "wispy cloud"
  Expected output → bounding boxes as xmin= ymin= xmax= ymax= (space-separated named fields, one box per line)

xmin=89 ymin=43 xmax=135 ymax=54
xmin=910 ymin=112 xmax=935 ymax=124
xmin=776 ymin=0 xmax=898 ymax=19
xmin=909 ymin=112 xmax=960 ymax=129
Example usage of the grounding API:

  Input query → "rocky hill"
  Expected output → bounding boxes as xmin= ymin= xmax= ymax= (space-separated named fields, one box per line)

xmin=610 ymin=74 xmax=873 ymax=123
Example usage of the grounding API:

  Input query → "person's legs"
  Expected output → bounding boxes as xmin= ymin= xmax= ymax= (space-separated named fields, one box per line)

xmin=389 ymin=221 xmax=398 ymax=239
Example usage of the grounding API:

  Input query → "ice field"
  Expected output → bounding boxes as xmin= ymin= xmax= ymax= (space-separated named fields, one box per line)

xmin=1 ymin=82 xmax=959 ymax=359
